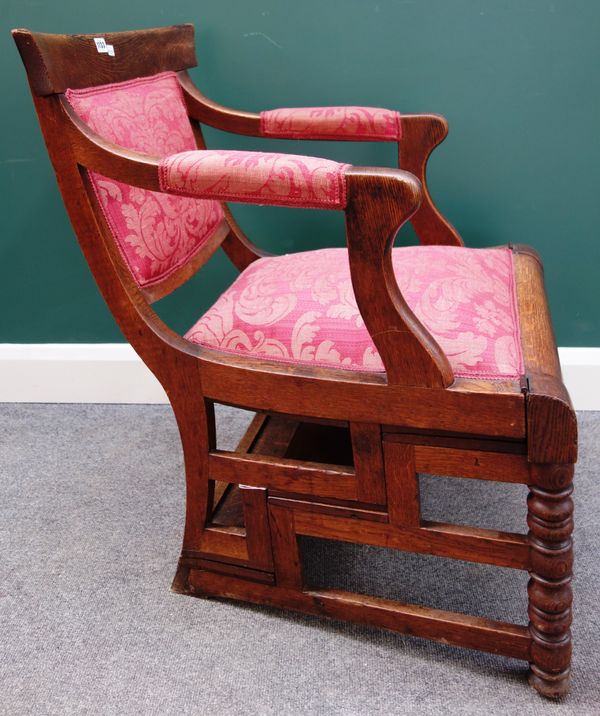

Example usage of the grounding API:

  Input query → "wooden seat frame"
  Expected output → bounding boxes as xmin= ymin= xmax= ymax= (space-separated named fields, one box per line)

xmin=13 ymin=24 xmax=577 ymax=698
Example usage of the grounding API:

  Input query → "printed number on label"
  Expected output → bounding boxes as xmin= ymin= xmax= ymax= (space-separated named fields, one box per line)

xmin=93 ymin=37 xmax=115 ymax=57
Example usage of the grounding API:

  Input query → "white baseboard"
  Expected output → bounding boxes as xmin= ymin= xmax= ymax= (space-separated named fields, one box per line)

xmin=0 ymin=344 xmax=598 ymax=410
xmin=556 ymin=347 xmax=600 ymax=411
xmin=0 ymin=344 xmax=168 ymax=404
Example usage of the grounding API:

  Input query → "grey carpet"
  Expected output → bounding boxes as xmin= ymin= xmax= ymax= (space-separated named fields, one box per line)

xmin=0 ymin=404 xmax=598 ymax=716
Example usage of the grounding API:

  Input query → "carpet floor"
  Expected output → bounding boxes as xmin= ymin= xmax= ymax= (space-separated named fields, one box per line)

xmin=0 ymin=404 xmax=598 ymax=715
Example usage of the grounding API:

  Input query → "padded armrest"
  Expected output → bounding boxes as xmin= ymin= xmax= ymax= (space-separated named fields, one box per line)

xmin=159 ymin=149 xmax=350 ymax=209
xmin=260 ymin=106 xmax=402 ymax=141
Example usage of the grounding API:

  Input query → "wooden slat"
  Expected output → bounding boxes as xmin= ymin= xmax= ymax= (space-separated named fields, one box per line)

xmin=240 ymin=486 xmax=273 ymax=570
xmin=265 ymin=413 xmax=348 ymax=430
xmin=210 ymin=484 xmax=244 ymax=528
xmin=382 ymin=429 xmax=526 ymax=455
xmin=190 ymin=558 xmax=274 ymax=585
xmin=208 ymin=413 xmax=266 ymax=526
xmin=383 ymin=442 xmax=421 ymax=526
xmin=197 ymin=526 xmax=249 ymax=562
xmin=211 ymin=481 xmax=231 ymax=515
xmin=188 ymin=570 xmax=531 ymax=660
xmin=252 ymin=415 xmax=299 ymax=458
xmin=235 ymin=412 xmax=267 ymax=454
xmin=414 ymin=445 xmax=529 ymax=483
xmin=268 ymin=505 xmax=303 ymax=589
xmin=292 ymin=511 xmax=530 ymax=570
xmin=269 ymin=496 xmax=388 ymax=523
xmin=350 ymin=422 xmax=387 ymax=504
xmin=209 ymin=451 xmax=357 ymax=499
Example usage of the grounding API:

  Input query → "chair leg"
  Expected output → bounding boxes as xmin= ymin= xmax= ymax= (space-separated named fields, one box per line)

xmin=527 ymin=464 xmax=574 ymax=698
xmin=170 ymin=394 xmax=215 ymax=552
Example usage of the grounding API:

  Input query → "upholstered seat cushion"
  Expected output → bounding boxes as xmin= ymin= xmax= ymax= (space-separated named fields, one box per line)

xmin=185 ymin=245 xmax=524 ymax=380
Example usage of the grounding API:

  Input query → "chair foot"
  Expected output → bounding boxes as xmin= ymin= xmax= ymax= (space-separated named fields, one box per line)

xmin=170 ymin=559 xmax=192 ymax=595
xmin=528 ymin=664 xmax=571 ymax=699
xmin=527 ymin=463 xmax=574 ymax=698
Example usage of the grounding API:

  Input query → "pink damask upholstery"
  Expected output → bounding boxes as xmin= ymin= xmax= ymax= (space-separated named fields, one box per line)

xmin=185 ymin=246 xmax=524 ymax=380
xmin=159 ymin=150 xmax=350 ymax=209
xmin=260 ymin=107 xmax=402 ymax=141
xmin=66 ymin=72 xmax=224 ymax=288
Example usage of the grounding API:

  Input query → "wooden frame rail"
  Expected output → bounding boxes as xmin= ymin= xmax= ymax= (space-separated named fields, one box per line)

xmin=277 ymin=503 xmax=530 ymax=570
xmin=187 ymin=570 xmax=531 ymax=661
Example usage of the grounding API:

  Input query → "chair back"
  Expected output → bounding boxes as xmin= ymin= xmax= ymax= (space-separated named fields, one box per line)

xmin=13 ymin=25 xmax=228 ymax=300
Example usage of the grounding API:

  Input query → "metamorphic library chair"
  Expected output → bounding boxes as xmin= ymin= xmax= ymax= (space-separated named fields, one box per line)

xmin=13 ymin=24 xmax=577 ymax=698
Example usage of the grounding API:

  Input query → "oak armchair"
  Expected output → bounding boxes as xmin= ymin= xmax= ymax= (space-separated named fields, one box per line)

xmin=13 ymin=23 xmax=576 ymax=698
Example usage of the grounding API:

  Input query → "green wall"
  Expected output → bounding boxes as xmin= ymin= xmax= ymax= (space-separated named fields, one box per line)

xmin=2 ymin=1 xmax=599 ymax=344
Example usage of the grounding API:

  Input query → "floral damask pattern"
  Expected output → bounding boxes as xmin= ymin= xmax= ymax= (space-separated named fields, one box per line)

xmin=185 ymin=246 xmax=524 ymax=379
xmin=66 ymin=72 xmax=224 ymax=287
xmin=159 ymin=150 xmax=350 ymax=209
xmin=261 ymin=106 xmax=402 ymax=141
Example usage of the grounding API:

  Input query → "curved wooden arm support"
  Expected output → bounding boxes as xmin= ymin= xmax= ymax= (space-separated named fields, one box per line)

xmin=61 ymin=97 xmax=161 ymax=187
xmin=345 ymin=167 xmax=454 ymax=388
xmin=399 ymin=115 xmax=463 ymax=247
xmin=179 ymin=71 xmax=261 ymax=135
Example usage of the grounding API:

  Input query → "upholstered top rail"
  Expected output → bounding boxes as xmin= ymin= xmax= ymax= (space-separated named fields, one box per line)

xmin=159 ymin=150 xmax=351 ymax=209
xmin=260 ymin=107 xmax=402 ymax=141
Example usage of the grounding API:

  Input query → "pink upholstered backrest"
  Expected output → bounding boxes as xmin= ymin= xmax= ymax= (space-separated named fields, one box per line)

xmin=66 ymin=72 xmax=224 ymax=288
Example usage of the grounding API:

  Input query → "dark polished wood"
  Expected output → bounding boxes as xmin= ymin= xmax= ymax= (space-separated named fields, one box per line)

xmin=398 ymin=114 xmax=463 ymax=246
xmin=13 ymin=25 xmax=197 ymax=96
xmin=186 ymin=569 xmax=532 ymax=661
xmin=345 ymin=167 xmax=453 ymax=387
xmin=527 ymin=464 xmax=574 ymax=697
xmin=13 ymin=23 xmax=577 ymax=699
xmin=383 ymin=442 xmax=421 ymax=526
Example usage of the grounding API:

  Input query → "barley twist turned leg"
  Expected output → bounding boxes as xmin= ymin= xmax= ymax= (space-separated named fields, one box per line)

xmin=527 ymin=464 xmax=574 ymax=698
